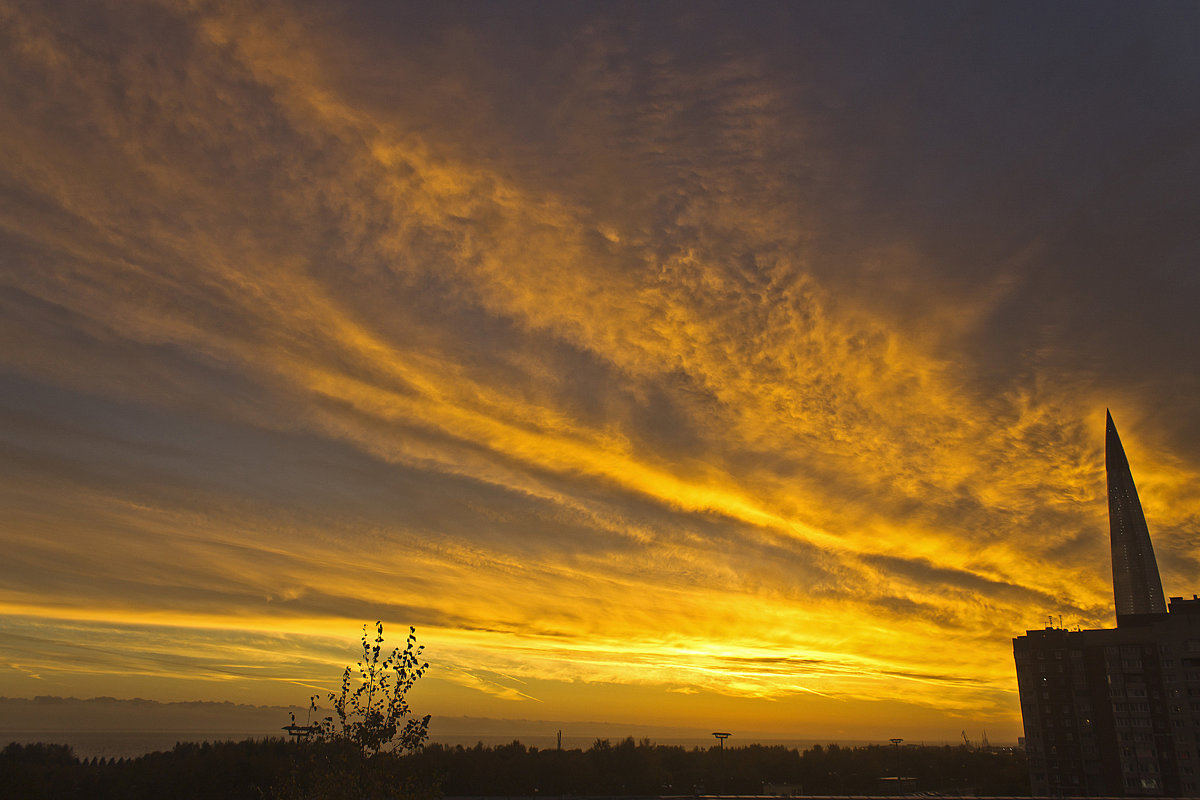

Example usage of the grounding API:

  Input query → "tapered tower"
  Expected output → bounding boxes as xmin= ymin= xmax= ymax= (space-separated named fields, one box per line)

xmin=1014 ymin=413 xmax=1198 ymax=797
xmin=1106 ymin=410 xmax=1167 ymax=624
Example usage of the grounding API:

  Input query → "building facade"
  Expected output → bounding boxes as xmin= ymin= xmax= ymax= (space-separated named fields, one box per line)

xmin=1014 ymin=413 xmax=1200 ymax=797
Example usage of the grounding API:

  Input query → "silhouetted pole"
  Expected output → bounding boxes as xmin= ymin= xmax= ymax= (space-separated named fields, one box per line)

xmin=890 ymin=738 xmax=903 ymax=776
xmin=712 ymin=732 xmax=731 ymax=794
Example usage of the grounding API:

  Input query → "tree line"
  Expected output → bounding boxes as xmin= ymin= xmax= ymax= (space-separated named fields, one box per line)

xmin=380 ymin=737 xmax=1030 ymax=796
xmin=0 ymin=736 xmax=1030 ymax=799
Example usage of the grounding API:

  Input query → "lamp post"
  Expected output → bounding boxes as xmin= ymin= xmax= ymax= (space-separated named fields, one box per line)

xmin=890 ymin=738 xmax=904 ymax=777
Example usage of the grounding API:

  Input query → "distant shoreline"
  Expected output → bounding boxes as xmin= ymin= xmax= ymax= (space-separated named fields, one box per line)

xmin=0 ymin=697 xmax=1018 ymax=759
xmin=1 ymin=729 xmax=1010 ymax=761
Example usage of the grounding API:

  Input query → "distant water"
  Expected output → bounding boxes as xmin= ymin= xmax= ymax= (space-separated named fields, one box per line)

xmin=2 ymin=730 xmax=910 ymax=761
xmin=1 ymin=730 xmax=283 ymax=760
xmin=429 ymin=735 xmax=890 ymax=752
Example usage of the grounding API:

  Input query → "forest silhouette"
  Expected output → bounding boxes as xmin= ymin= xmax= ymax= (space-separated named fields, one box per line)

xmin=0 ymin=736 xmax=1030 ymax=798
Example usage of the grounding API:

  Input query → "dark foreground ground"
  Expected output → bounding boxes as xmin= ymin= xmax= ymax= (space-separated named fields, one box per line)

xmin=0 ymin=737 xmax=1029 ymax=799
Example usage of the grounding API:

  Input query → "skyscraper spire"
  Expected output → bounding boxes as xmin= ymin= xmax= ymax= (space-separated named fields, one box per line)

xmin=1106 ymin=410 xmax=1167 ymax=623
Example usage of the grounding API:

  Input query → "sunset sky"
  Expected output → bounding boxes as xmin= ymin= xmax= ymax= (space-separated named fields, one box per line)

xmin=2 ymin=0 xmax=1200 ymax=742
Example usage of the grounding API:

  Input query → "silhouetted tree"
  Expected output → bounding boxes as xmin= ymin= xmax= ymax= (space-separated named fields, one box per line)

xmin=273 ymin=622 xmax=433 ymax=800
xmin=317 ymin=622 xmax=430 ymax=756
